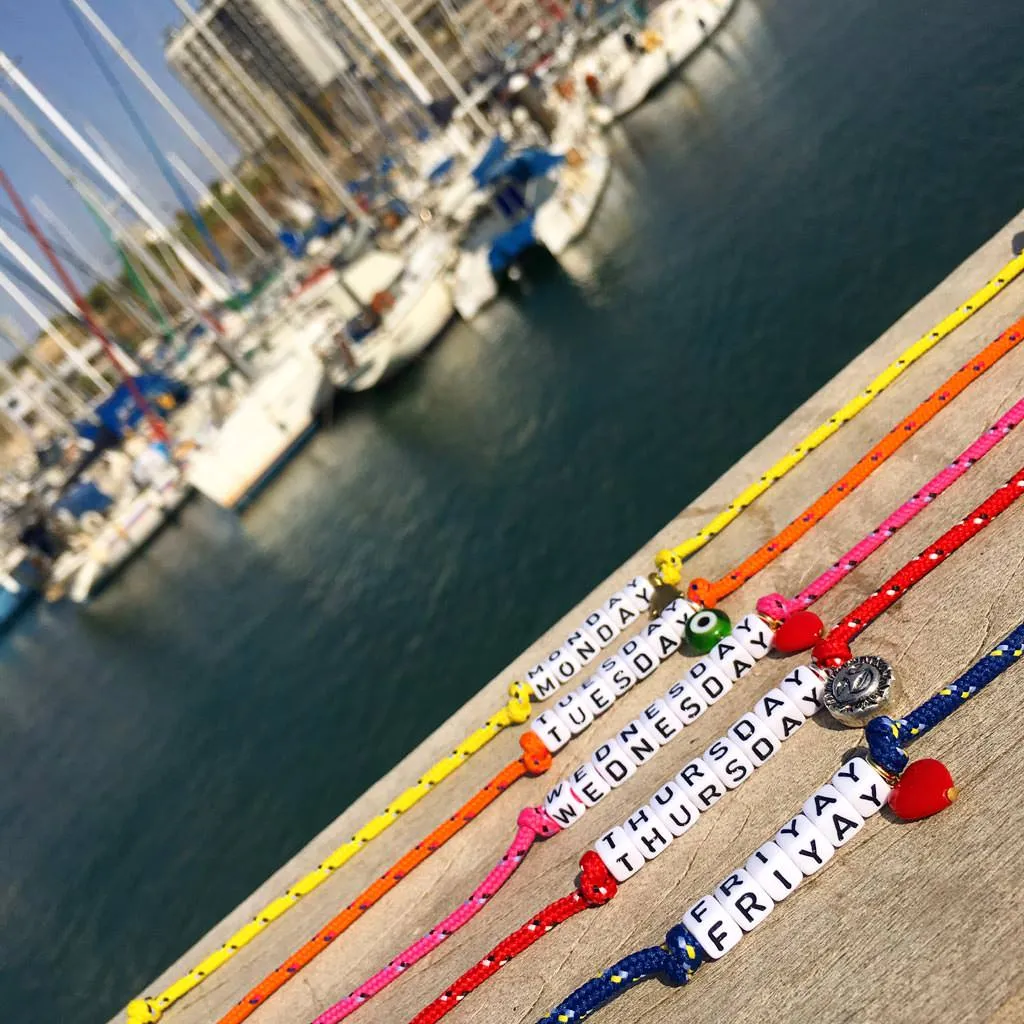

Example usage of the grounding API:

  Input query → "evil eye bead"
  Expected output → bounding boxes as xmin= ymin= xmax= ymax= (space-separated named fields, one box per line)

xmin=685 ymin=608 xmax=732 ymax=654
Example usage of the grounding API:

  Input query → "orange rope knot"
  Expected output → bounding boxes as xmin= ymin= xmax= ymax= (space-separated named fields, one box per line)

xmin=519 ymin=731 xmax=554 ymax=775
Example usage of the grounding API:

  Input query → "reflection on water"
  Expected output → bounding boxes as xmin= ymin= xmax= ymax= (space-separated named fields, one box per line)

xmin=3 ymin=0 xmax=1024 ymax=1020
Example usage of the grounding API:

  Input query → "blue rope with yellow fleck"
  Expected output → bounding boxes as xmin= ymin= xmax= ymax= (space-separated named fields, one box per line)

xmin=536 ymin=621 xmax=1024 ymax=1024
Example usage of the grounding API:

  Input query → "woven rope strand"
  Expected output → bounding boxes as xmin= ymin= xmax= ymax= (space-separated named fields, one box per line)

xmin=312 ymin=808 xmax=560 ymax=1024
xmin=691 ymin=319 xmax=1024 ymax=608
xmin=757 ymin=397 xmax=1024 ymax=623
xmin=215 ymin=738 xmax=552 ymax=1024
xmin=127 ymin=253 xmax=1024 ymax=1023
xmin=654 ymin=249 xmax=1024 ymax=585
xmin=536 ymin=621 xmax=1024 ymax=1024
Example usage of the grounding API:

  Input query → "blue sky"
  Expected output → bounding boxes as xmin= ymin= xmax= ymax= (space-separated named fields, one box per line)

xmin=1 ymin=0 xmax=240 ymax=342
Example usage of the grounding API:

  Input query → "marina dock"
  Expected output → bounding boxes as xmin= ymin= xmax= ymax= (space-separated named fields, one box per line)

xmin=119 ymin=207 xmax=1024 ymax=1024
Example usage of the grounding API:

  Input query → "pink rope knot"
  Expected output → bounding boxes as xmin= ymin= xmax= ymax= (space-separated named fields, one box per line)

xmin=755 ymin=592 xmax=801 ymax=623
xmin=577 ymin=851 xmax=617 ymax=906
xmin=812 ymin=636 xmax=852 ymax=669
xmin=518 ymin=806 xmax=559 ymax=838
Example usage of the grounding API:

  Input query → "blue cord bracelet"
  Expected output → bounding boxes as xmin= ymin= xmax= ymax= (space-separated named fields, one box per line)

xmin=536 ymin=621 xmax=1024 ymax=1024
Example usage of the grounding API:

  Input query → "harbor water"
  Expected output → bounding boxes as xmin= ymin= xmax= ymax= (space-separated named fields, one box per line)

xmin=4 ymin=0 xmax=1024 ymax=1020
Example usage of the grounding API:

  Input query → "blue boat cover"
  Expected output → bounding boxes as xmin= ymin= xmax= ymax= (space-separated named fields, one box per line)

xmin=471 ymin=136 xmax=511 ymax=186
xmin=488 ymin=215 xmax=536 ymax=275
xmin=427 ymin=155 xmax=456 ymax=183
xmin=53 ymin=480 xmax=114 ymax=519
xmin=478 ymin=147 xmax=564 ymax=188
xmin=75 ymin=374 xmax=188 ymax=442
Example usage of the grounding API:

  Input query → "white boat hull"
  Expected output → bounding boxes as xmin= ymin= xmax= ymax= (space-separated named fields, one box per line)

xmin=534 ymin=141 xmax=612 ymax=256
xmin=186 ymin=345 xmax=327 ymax=511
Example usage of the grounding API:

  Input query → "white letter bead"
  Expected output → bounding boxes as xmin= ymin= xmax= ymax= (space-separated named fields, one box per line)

xmin=661 ymin=596 xmax=699 ymax=634
xmin=584 ymin=608 xmax=619 ymax=648
xmin=530 ymin=709 xmax=571 ymax=753
xmin=617 ymin=718 xmax=660 ymax=765
xmin=620 ymin=636 xmax=658 ymax=681
xmin=625 ymin=804 xmax=674 ymax=860
xmin=565 ymin=627 xmax=600 ymax=667
xmin=683 ymin=895 xmax=744 ymax=960
xmin=649 ymin=781 xmax=700 ymax=837
xmin=727 ymin=713 xmax=779 ymax=766
xmin=745 ymin=841 xmax=804 ymax=902
xmin=703 ymin=736 xmax=754 ymax=789
xmin=625 ymin=574 xmax=656 ymax=611
xmin=715 ymin=869 xmax=775 ymax=932
xmin=570 ymin=760 xmax=611 ymax=807
xmin=579 ymin=675 xmax=617 ymax=718
xmin=685 ymin=657 xmax=733 ymax=705
xmin=665 ymin=678 xmax=708 ymax=725
xmin=593 ymin=738 xmax=638 ymax=787
xmin=775 ymin=814 xmax=835 ymax=875
xmin=710 ymin=636 xmax=756 ymax=682
xmin=546 ymin=646 xmax=582 ymax=686
xmin=677 ymin=758 xmax=727 ymax=811
xmin=595 ymin=826 xmax=644 ymax=882
xmin=754 ymin=687 xmax=806 ymax=741
xmin=525 ymin=663 xmax=559 ymax=701
xmin=553 ymin=690 xmax=593 ymax=736
xmin=642 ymin=698 xmax=683 ymax=745
xmin=831 ymin=757 xmax=892 ymax=818
xmin=604 ymin=589 xmax=642 ymax=630
xmin=732 ymin=613 xmax=774 ymax=661
xmin=595 ymin=655 xmax=637 ymax=697
xmin=543 ymin=781 xmax=586 ymax=829
xmin=802 ymin=784 xmax=864 ymax=848
xmin=779 ymin=664 xmax=827 ymax=715
xmin=644 ymin=618 xmax=682 ymax=660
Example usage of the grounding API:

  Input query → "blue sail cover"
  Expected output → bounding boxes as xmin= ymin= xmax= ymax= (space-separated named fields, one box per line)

xmin=478 ymin=147 xmax=564 ymax=188
xmin=488 ymin=215 xmax=537 ymax=275
xmin=471 ymin=135 xmax=511 ymax=186
xmin=75 ymin=374 xmax=188 ymax=442
xmin=426 ymin=155 xmax=456 ymax=183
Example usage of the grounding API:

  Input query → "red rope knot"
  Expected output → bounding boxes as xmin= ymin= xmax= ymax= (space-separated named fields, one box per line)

xmin=517 ymin=806 xmax=560 ymax=838
xmin=755 ymin=592 xmax=800 ymax=624
xmin=577 ymin=851 xmax=617 ymax=907
xmin=812 ymin=635 xmax=852 ymax=670
xmin=519 ymin=732 xmax=554 ymax=776
xmin=686 ymin=578 xmax=714 ymax=608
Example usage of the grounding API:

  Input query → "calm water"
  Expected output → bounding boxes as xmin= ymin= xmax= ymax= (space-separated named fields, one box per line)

xmin=4 ymin=0 xmax=1024 ymax=1020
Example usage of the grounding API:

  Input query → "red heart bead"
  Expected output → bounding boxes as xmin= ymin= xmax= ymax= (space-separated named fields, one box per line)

xmin=771 ymin=609 xmax=825 ymax=654
xmin=887 ymin=758 xmax=958 ymax=821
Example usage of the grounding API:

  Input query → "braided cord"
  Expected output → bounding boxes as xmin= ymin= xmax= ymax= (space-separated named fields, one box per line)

xmin=867 ymin=622 xmax=1024 ymax=775
xmin=756 ymin=396 xmax=1024 ymax=623
xmin=689 ymin=318 xmax=1024 ymax=608
xmin=813 ymin=468 xmax=1024 ymax=669
xmin=128 ymin=685 xmax=535 ymax=1022
xmin=215 ymin=737 xmax=552 ymax=1024
xmin=654 ymin=250 xmax=1024 ymax=586
xmin=539 ymin=621 xmax=1024 ymax=1023
xmin=409 ymin=852 xmax=618 ymax=1024
xmin=312 ymin=808 xmax=560 ymax=1024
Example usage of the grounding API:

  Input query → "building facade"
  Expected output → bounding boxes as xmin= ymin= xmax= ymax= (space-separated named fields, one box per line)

xmin=165 ymin=0 xmax=534 ymax=158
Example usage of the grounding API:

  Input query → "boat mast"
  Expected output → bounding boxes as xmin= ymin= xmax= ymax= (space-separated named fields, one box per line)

xmin=166 ymin=0 xmax=372 ymax=226
xmin=32 ymin=197 xmax=165 ymax=339
xmin=66 ymin=0 xmax=281 ymax=238
xmin=0 ymin=327 xmax=78 ymax=436
xmin=0 ymin=90 xmax=253 ymax=379
xmin=0 ymin=51 xmax=232 ymax=302
xmin=0 ymin=222 xmax=141 ymax=378
xmin=168 ymin=153 xmax=266 ymax=262
xmin=372 ymin=0 xmax=492 ymax=135
xmin=0 ymin=307 xmax=95 ymax=418
xmin=0 ymin=167 xmax=172 ymax=442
